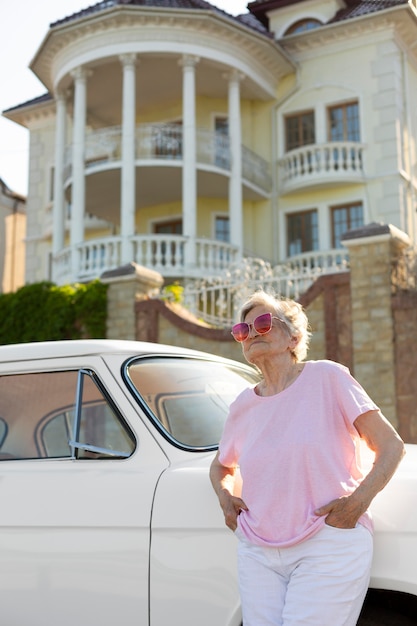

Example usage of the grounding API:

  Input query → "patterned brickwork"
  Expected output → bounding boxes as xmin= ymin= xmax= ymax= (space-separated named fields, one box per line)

xmin=102 ymin=263 xmax=163 ymax=340
xmin=392 ymin=292 xmax=417 ymax=442
xmin=343 ymin=224 xmax=411 ymax=431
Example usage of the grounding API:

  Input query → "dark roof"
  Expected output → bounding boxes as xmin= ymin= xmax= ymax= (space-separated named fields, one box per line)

xmin=235 ymin=11 xmax=271 ymax=35
xmin=50 ymin=0 xmax=269 ymax=36
xmin=248 ymin=0 xmax=408 ymax=29
xmin=328 ymin=0 xmax=408 ymax=24
xmin=3 ymin=93 xmax=52 ymax=114
xmin=51 ymin=0 xmax=226 ymax=26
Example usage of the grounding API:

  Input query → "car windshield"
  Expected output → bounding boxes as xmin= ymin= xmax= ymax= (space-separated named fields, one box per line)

xmin=124 ymin=356 xmax=259 ymax=450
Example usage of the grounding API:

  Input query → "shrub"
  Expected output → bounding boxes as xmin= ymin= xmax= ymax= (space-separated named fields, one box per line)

xmin=0 ymin=280 xmax=108 ymax=345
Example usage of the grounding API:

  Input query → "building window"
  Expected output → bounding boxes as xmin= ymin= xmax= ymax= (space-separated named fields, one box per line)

xmin=215 ymin=216 xmax=230 ymax=242
xmin=331 ymin=202 xmax=364 ymax=248
xmin=154 ymin=220 xmax=182 ymax=235
xmin=215 ymin=117 xmax=228 ymax=136
xmin=285 ymin=111 xmax=315 ymax=152
xmin=287 ymin=210 xmax=318 ymax=256
xmin=215 ymin=117 xmax=229 ymax=168
xmin=285 ymin=19 xmax=322 ymax=35
xmin=328 ymin=101 xmax=360 ymax=142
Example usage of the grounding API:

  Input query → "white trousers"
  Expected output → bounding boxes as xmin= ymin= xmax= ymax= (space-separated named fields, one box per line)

xmin=237 ymin=524 xmax=373 ymax=626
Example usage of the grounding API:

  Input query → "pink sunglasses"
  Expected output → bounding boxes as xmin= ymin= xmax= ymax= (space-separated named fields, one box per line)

xmin=231 ymin=312 xmax=282 ymax=342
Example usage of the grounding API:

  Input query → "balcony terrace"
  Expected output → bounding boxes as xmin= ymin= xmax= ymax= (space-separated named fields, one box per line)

xmin=63 ymin=123 xmax=272 ymax=218
xmin=279 ymin=142 xmax=365 ymax=195
xmin=53 ymin=235 xmax=239 ymax=286
xmin=52 ymin=121 xmax=274 ymax=285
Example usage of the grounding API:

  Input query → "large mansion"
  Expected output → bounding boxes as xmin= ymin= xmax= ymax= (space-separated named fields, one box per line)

xmin=3 ymin=0 xmax=417 ymax=287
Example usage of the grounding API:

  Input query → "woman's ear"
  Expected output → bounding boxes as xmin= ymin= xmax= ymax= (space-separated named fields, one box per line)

xmin=289 ymin=333 xmax=300 ymax=348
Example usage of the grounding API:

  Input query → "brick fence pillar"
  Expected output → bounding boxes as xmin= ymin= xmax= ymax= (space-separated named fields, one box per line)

xmin=341 ymin=222 xmax=410 ymax=427
xmin=101 ymin=263 xmax=163 ymax=340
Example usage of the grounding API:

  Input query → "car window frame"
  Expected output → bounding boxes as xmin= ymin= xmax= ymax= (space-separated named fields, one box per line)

xmin=0 ymin=365 xmax=137 ymax=462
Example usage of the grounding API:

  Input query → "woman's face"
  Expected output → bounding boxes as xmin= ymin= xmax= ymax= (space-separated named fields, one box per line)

xmin=241 ymin=305 xmax=296 ymax=364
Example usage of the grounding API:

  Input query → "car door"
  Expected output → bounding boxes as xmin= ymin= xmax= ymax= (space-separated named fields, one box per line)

xmin=0 ymin=355 xmax=169 ymax=626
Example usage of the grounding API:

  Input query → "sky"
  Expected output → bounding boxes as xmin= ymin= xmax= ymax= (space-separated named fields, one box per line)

xmin=0 ymin=0 xmax=251 ymax=197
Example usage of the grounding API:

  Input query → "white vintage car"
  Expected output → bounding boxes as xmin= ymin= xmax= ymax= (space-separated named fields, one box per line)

xmin=0 ymin=340 xmax=415 ymax=625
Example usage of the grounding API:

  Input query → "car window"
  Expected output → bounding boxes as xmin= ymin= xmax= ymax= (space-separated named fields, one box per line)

xmin=124 ymin=356 xmax=259 ymax=450
xmin=0 ymin=370 xmax=135 ymax=460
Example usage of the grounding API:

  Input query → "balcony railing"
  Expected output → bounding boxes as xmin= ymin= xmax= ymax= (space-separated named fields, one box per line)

xmin=286 ymin=249 xmax=349 ymax=275
xmin=52 ymin=234 xmax=239 ymax=285
xmin=136 ymin=124 xmax=183 ymax=160
xmin=64 ymin=124 xmax=271 ymax=192
xmin=52 ymin=236 xmax=349 ymax=328
xmin=242 ymin=145 xmax=272 ymax=191
xmin=279 ymin=142 xmax=365 ymax=194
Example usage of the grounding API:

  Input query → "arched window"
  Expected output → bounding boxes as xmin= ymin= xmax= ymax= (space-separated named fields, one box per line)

xmin=285 ymin=19 xmax=321 ymax=35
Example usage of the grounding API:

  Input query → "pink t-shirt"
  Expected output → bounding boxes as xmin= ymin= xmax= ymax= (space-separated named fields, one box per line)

xmin=218 ymin=359 xmax=378 ymax=548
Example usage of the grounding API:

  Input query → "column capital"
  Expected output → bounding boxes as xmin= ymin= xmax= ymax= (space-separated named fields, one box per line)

xmin=223 ymin=69 xmax=245 ymax=84
xmin=179 ymin=54 xmax=200 ymax=69
xmin=119 ymin=53 xmax=138 ymax=68
xmin=70 ymin=66 xmax=93 ymax=82
xmin=54 ymin=89 xmax=71 ymax=106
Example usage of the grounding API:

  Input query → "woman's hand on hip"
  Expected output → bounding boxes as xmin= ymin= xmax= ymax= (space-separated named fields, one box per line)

xmin=218 ymin=490 xmax=248 ymax=531
xmin=314 ymin=494 xmax=364 ymax=529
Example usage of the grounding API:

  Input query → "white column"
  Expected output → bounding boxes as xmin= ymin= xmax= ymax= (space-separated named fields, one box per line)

xmin=227 ymin=70 xmax=244 ymax=258
xmin=120 ymin=54 xmax=137 ymax=264
xmin=70 ymin=67 xmax=89 ymax=277
xmin=52 ymin=91 xmax=67 ymax=257
xmin=180 ymin=55 xmax=199 ymax=269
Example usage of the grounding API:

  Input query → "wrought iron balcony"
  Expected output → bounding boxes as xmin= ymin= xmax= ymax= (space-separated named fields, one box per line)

xmin=63 ymin=123 xmax=272 ymax=194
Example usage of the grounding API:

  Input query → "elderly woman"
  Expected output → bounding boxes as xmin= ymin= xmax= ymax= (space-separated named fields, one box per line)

xmin=210 ymin=290 xmax=405 ymax=626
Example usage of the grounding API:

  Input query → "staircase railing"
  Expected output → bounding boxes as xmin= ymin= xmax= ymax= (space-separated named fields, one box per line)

xmin=180 ymin=250 xmax=349 ymax=327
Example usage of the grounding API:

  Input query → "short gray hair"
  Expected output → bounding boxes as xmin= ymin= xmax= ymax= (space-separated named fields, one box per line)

xmin=239 ymin=290 xmax=311 ymax=362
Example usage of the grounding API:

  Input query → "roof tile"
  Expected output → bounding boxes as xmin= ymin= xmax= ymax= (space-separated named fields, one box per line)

xmin=3 ymin=93 xmax=53 ymax=113
xmin=51 ymin=0 xmax=251 ymax=27
xmin=327 ymin=0 xmax=407 ymax=25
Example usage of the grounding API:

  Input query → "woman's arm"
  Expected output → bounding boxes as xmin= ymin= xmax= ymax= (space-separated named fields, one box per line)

xmin=315 ymin=409 xmax=405 ymax=528
xmin=210 ymin=451 xmax=248 ymax=531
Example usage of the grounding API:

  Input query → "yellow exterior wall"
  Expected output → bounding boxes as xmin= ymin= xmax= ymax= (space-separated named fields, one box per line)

xmin=2 ymin=212 xmax=26 ymax=293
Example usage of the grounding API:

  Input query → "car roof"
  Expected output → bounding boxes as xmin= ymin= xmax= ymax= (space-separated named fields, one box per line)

xmin=0 ymin=339 xmax=232 ymax=364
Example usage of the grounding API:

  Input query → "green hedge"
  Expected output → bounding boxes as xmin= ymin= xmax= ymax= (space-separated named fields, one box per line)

xmin=0 ymin=280 xmax=108 ymax=345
